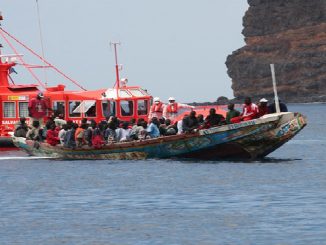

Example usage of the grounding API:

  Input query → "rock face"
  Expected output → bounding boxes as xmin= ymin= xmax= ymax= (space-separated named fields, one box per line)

xmin=226 ymin=0 xmax=326 ymax=103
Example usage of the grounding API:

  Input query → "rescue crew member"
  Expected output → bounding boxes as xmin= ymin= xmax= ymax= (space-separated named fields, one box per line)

xmin=149 ymin=97 xmax=165 ymax=120
xmin=163 ymin=97 xmax=194 ymax=123
xmin=231 ymin=97 xmax=259 ymax=123
xmin=28 ymin=92 xmax=50 ymax=127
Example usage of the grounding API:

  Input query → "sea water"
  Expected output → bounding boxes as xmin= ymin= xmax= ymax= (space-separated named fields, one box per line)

xmin=0 ymin=104 xmax=325 ymax=245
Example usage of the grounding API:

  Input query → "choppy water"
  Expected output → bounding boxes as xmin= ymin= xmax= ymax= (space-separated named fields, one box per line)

xmin=0 ymin=104 xmax=325 ymax=245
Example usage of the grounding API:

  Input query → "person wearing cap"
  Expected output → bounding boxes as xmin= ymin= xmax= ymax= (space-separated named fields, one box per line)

xmin=28 ymin=92 xmax=50 ymax=127
xmin=257 ymin=98 xmax=269 ymax=117
xmin=149 ymin=97 xmax=165 ymax=120
xmin=163 ymin=97 xmax=194 ymax=123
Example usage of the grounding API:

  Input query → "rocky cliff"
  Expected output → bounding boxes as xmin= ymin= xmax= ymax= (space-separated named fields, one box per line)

xmin=226 ymin=0 xmax=326 ymax=103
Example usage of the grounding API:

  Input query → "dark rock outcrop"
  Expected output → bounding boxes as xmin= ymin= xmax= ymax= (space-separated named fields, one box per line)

xmin=226 ymin=0 xmax=326 ymax=103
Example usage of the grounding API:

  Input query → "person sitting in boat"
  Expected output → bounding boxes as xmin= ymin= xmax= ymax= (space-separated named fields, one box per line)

xmin=231 ymin=97 xmax=259 ymax=123
xmin=257 ymin=98 xmax=270 ymax=117
xmin=268 ymin=99 xmax=288 ymax=113
xmin=28 ymin=92 xmax=51 ymax=127
xmin=204 ymin=108 xmax=226 ymax=128
xmin=26 ymin=120 xmax=42 ymax=141
xmin=182 ymin=111 xmax=199 ymax=133
xmin=58 ymin=124 xmax=68 ymax=145
xmin=104 ymin=116 xmax=120 ymax=142
xmin=75 ymin=123 xmax=88 ymax=147
xmin=91 ymin=126 xmax=105 ymax=148
xmin=115 ymin=122 xmax=132 ymax=142
xmin=158 ymin=118 xmax=167 ymax=135
xmin=149 ymin=97 xmax=165 ymax=120
xmin=129 ymin=118 xmax=147 ymax=140
xmin=163 ymin=97 xmax=194 ymax=123
xmin=14 ymin=117 xmax=29 ymax=138
xmin=54 ymin=113 xmax=67 ymax=128
xmin=146 ymin=117 xmax=160 ymax=138
xmin=46 ymin=123 xmax=60 ymax=146
xmin=197 ymin=114 xmax=205 ymax=128
xmin=176 ymin=114 xmax=187 ymax=134
xmin=159 ymin=119 xmax=177 ymax=136
xmin=226 ymin=103 xmax=240 ymax=124
xmin=84 ymin=120 xmax=97 ymax=146
xmin=63 ymin=121 xmax=77 ymax=148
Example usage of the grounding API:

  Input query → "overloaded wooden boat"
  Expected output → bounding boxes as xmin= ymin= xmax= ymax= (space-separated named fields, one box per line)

xmin=12 ymin=112 xmax=307 ymax=160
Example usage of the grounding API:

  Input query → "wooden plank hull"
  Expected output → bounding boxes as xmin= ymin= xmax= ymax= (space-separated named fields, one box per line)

xmin=12 ymin=112 xmax=306 ymax=160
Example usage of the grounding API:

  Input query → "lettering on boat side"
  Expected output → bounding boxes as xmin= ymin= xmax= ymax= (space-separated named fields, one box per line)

xmin=7 ymin=95 xmax=29 ymax=101
xmin=200 ymin=120 xmax=257 ymax=135
xmin=2 ymin=120 xmax=19 ymax=125
xmin=228 ymin=120 xmax=256 ymax=130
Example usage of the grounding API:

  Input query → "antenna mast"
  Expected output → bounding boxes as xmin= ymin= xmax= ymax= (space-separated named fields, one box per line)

xmin=110 ymin=42 xmax=121 ymax=89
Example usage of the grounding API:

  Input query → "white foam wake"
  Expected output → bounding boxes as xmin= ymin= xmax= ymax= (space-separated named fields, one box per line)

xmin=0 ymin=156 xmax=54 ymax=160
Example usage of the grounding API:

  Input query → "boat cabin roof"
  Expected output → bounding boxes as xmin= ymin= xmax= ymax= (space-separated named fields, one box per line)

xmin=103 ymin=86 xmax=150 ymax=100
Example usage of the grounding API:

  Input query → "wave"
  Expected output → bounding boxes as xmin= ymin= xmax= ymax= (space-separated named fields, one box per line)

xmin=287 ymin=139 xmax=326 ymax=144
xmin=0 ymin=156 xmax=54 ymax=161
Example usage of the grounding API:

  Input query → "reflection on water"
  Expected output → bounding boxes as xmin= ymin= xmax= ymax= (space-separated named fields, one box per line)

xmin=0 ymin=104 xmax=325 ymax=244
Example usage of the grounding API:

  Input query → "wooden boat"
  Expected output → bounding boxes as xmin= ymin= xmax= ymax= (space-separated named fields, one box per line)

xmin=12 ymin=112 xmax=307 ymax=160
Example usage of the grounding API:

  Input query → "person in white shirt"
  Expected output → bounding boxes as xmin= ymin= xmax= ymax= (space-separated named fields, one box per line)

xmin=115 ymin=122 xmax=131 ymax=142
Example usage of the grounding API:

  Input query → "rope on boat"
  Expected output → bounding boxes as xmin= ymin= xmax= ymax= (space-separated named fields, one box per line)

xmin=35 ymin=0 xmax=48 ymax=86
xmin=0 ymin=27 xmax=87 ymax=91
xmin=0 ymin=28 xmax=46 ymax=89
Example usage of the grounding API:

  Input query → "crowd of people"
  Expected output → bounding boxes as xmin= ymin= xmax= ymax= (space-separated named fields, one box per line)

xmin=14 ymin=95 xmax=287 ymax=148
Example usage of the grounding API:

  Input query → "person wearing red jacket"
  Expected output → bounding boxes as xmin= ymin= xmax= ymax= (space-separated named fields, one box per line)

xmin=149 ymin=97 xmax=165 ymax=120
xmin=241 ymin=97 xmax=259 ymax=121
xmin=28 ymin=92 xmax=50 ymax=127
xmin=231 ymin=97 xmax=259 ymax=123
xmin=257 ymin=98 xmax=270 ymax=117
xmin=46 ymin=123 xmax=59 ymax=146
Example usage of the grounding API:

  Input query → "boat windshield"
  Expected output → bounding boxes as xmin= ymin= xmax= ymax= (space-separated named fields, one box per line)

xmin=72 ymin=100 xmax=96 ymax=114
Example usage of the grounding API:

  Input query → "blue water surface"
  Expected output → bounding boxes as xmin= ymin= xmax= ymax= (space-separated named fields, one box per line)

xmin=0 ymin=104 xmax=325 ymax=245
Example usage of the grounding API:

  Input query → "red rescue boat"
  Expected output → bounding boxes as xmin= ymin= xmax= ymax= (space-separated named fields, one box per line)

xmin=0 ymin=13 xmax=226 ymax=147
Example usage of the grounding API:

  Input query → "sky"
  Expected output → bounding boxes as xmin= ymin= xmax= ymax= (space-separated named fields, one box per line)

xmin=1 ymin=0 xmax=248 ymax=103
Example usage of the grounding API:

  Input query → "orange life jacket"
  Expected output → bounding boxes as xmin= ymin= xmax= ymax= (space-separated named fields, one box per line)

xmin=166 ymin=103 xmax=178 ymax=113
xmin=151 ymin=102 xmax=164 ymax=113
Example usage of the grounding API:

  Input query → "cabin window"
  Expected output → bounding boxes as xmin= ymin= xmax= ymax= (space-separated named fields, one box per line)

xmin=3 ymin=102 xmax=16 ymax=118
xmin=70 ymin=100 xmax=96 ymax=118
xmin=137 ymin=100 xmax=148 ymax=115
xmin=119 ymin=89 xmax=132 ymax=98
xmin=120 ymin=100 xmax=134 ymax=116
xmin=18 ymin=102 xmax=29 ymax=118
xmin=69 ymin=101 xmax=81 ymax=117
xmin=53 ymin=101 xmax=65 ymax=117
xmin=102 ymin=100 xmax=116 ymax=117
xmin=85 ymin=102 xmax=96 ymax=117
xmin=129 ymin=89 xmax=145 ymax=97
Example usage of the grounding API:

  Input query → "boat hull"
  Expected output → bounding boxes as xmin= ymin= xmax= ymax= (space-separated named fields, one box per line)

xmin=12 ymin=112 xmax=306 ymax=160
